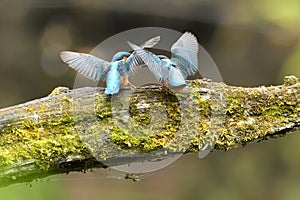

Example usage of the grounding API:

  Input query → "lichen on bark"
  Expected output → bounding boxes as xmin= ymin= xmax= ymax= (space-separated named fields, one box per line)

xmin=0 ymin=76 xmax=299 ymax=187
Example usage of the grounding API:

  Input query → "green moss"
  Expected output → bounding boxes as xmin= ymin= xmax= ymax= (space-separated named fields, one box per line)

xmin=106 ymin=90 xmax=182 ymax=152
xmin=0 ymin=100 xmax=90 ymax=171
xmin=95 ymin=95 xmax=113 ymax=120
xmin=91 ymin=85 xmax=217 ymax=154
xmin=0 ymin=76 xmax=299 ymax=175
xmin=283 ymin=75 xmax=299 ymax=86
xmin=215 ymin=76 xmax=300 ymax=150
xmin=0 ymin=76 xmax=298 ymax=188
xmin=48 ymin=87 xmax=70 ymax=97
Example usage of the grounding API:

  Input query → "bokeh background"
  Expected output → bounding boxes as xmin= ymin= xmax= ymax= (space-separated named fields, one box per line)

xmin=1 ymin=0 xmax=300 ymax=199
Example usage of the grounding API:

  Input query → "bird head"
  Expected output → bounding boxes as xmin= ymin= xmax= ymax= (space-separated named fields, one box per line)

xmin=111 ymin=51 xmax=130 ymax=62
xmin=158 ymin=55 xmax=176 ymax=68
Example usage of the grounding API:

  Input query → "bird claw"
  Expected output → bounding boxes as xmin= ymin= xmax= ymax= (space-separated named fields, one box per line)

xmin=160 ymin=85 xmax=170 ymax=92
xmin=128 ymin=82 xmax=136 ymax=89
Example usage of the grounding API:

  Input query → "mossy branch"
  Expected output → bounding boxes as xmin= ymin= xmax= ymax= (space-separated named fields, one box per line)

xmin=0 ymin=76 xmax=299 ymax=187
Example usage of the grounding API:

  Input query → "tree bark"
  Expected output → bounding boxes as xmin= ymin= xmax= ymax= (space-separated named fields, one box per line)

xmin=0 ymin=76 xmax=299 ymax=187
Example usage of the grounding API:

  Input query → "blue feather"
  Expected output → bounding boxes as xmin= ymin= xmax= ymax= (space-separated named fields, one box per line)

xmin=105 ymin=62 xmax=121 ymax=95
xmin=128 ymin=32 xmax=199 ymax=90
xmin=60 ymin=36 xmax=161 ymax=95
xmin=112 ymin=52 xmax=130 ymax=62
xmin=168 ymin=66 xmax=187 ymax=88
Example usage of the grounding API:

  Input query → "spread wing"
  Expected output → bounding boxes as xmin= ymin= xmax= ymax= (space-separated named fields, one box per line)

xmin=128 ymin=42 xmax=167 ymax=82
xmin=126 ymin=36 xmax=160 ymax=77
xmin=140 ymin=36 xmax=160 ymax=48
xmin=126 ymin=51 xmax=145 ymax=77
xmin=60 ymin=51 xmax=111 ymax=81
xmin=170 ymin=32 xmax=199 ymax=78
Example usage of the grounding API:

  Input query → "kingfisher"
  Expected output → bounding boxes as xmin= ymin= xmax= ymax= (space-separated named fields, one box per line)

xmin=60 ymin=36 xmax=160 ymax=95
xmin=128 ymin=32 xmax=199 ymax=91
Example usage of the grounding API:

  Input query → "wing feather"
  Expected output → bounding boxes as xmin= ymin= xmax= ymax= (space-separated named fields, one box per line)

xmin=126 ymin=51 xmax=145 ymax=77
xmin=60 ymin=51 xmax=110 ymax=81
xmin=140 ymin=36 xmax=160 ymax=48
xmin=128 ymin=42 xmax=166 ymax=82
xmin=171 ymin=32 xmax=199 ymax=78
xmin=126 ymin=36 xmax=160 ymax=77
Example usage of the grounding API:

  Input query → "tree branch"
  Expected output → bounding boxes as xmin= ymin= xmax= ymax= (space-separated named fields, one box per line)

xmin=0 ymin=76 xmax=299 ymax=187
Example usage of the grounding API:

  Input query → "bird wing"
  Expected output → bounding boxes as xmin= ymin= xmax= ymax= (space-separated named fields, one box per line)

xmin=128 ymin=42 xmax=166 ymax=82
xmin=126 ymin=36 xmax=160 ymax=77
xmin=125 ymin=51 xmax=145 ymax=77
xmin=170 ymin=32 xmax=199 ymax=78
xmin=140 ymin=36 xmax=160 ymax=48
xmin=60 ymin=51 xmax=111 ymax=81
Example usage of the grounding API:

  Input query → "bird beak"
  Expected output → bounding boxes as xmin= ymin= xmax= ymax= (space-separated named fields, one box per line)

xmin=123 ymin=56 xmax=128 ymax=61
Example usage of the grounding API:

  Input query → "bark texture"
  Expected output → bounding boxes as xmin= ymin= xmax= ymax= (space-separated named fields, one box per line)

xmin=0 ymin=76 xmax=299 ymax=187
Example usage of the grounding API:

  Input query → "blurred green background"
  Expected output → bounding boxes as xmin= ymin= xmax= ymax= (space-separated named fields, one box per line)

xmin=0 ymin=0 xmax=300 ymax=199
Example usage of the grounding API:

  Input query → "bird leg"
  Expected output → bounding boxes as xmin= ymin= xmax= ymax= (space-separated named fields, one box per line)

xmin=162 ymin=80 xmax=169 ymax=90
xmin=127 ymin=81 xmax=136 ymax=89
xmin=121 ymin=74 xmax=136 ymax=89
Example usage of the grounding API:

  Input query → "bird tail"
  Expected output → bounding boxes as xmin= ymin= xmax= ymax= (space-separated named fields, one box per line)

xmin=104 ymin=69 xmax=121 ymax=95
xmin=168 ymin=67 xmax=187 ymax=88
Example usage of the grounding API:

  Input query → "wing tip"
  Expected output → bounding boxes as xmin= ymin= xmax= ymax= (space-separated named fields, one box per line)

xmin=59 ymin=51 xmax=78 ymax=61
xmin=59 ymin=51 xmax=67 ymax=57
xmin=152 ymin=35 xmax=161 ymax=42
xmin=183 ymin=31 xmax=197 ymax=39
xmin=60 ymin=50 xmax=74 ymax=55
xmin=59 ymin=51 xmax=69 ymax=62
xmin=127 ymin=41 xmax=142 ymax=51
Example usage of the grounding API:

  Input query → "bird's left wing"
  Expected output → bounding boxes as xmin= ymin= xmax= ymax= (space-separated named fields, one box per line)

xmin=171 ymin=32 xmax=199 ymax=78
xmin=60 ymin=51 xmax=111 ymax=81
xmin=125 ymin=51 xmax=144 ymax=77
xmin=128 ymin=42 xmax=166 ymax=82
xmin=126 ymin=36 xmax=160 ymax=77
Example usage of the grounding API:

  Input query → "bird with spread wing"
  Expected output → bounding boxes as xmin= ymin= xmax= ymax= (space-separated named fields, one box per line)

xmin=60 ymin=36 xmax=160 ymax=95
xmin=128 ymin=32 xmax=199 ymax=91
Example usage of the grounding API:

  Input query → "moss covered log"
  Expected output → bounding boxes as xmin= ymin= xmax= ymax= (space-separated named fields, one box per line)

xmin=0 ymin=76 xmax=299 ymax=187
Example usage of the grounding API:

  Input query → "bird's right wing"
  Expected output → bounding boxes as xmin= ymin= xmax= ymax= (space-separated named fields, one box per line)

xmin=125 ymin=51 xmax=145 ymax=77
xmin=171 ymin=32 xmax=199 ymax=78
xmin=126 ymin=36 xmax=160 ymax=77
xmin=60 ymin=51 xmax=111 ymax=81
xmin=128 ymin=42 xmax=166 ymax=82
